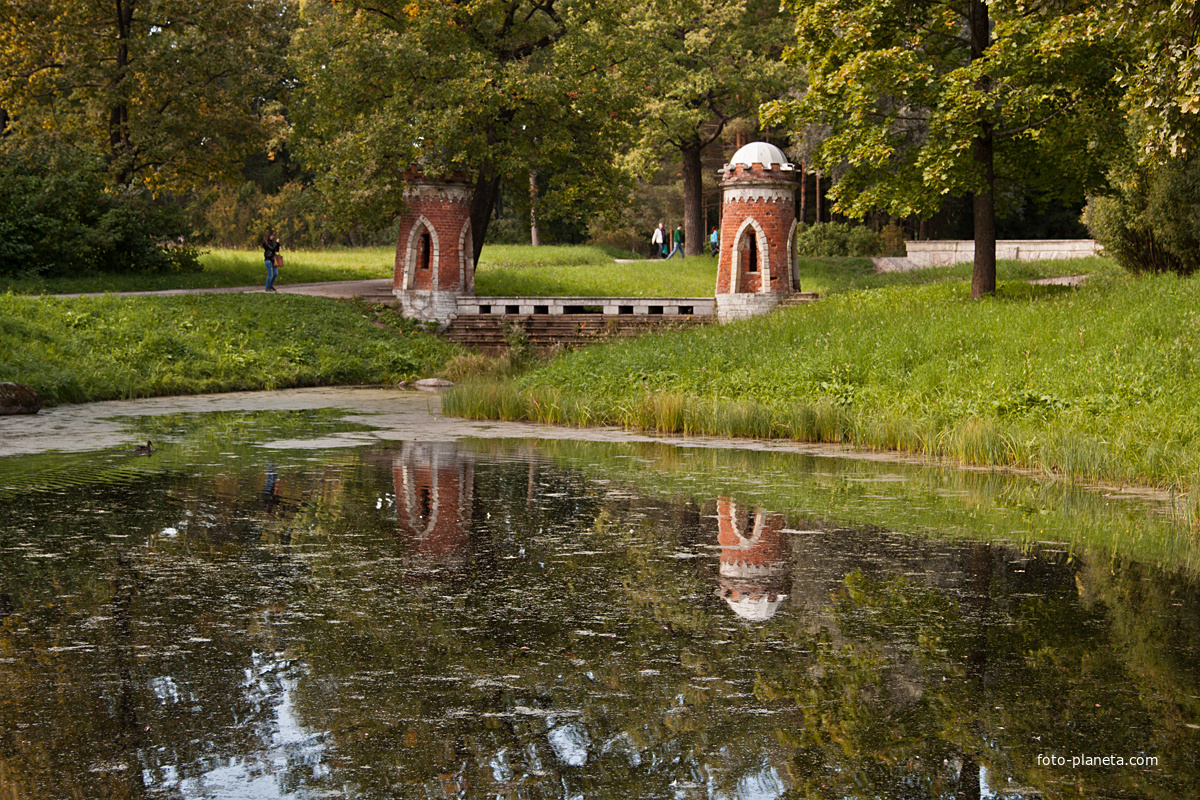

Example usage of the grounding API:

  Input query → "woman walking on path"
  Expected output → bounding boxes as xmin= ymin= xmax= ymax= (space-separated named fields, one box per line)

xmin=651 ymin=222 xmax=666 ymax=259
xmin=263 ymin=232 xmax=281 ymax=292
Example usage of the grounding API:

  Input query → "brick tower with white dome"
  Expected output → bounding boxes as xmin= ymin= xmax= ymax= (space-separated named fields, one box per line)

xmin=715 ymin=142 xmax=799 ymax=322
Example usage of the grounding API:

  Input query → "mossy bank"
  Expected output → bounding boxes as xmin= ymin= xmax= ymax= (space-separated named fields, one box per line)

xmin=0 ymin=293 xmax=461 ymax=405
xmin=445 ymin=270 xmax=1200 ymax=490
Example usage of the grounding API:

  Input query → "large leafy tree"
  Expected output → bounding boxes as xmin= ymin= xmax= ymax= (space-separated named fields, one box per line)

xmin=0 ymin=0 xmax=294 ymax=190
xmin=623 ymin=0 xmax=791 ymax=256
xmin=769 ymin=0 xmax=1125 ymax=296
xmin=290 ymin=0 xmax=633 ymax=260
xmin=1114 ymin=0 xmax=1200 ymax=159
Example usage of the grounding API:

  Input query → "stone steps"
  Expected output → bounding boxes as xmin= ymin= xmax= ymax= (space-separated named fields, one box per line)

xmin=778 ymin=291 xmax=820 ymax=308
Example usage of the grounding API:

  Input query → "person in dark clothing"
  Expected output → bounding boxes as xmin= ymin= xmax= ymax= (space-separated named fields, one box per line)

xmin=263 ymin=232 xmax=281 ymax=292
xmin=665 ymin=225 xmax=685 ymax=260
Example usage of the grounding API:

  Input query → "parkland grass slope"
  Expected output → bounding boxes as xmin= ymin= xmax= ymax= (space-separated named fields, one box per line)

xmin=1 ymin=293 xmax=461 ymax=404
xmin=446 ymin=271 xmax=1200 ymax=489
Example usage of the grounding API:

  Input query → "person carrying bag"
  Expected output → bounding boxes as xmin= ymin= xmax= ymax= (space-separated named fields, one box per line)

xmin=263 ymin=232 xmax=282 ymax=292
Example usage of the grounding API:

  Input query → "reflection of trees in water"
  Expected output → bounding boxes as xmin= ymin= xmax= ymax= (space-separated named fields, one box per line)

xmin=0 ymin=475 xmax=328 ymax=799
xmin=764 ymin=539 xmax=1200 ymax=799
xmin=284 ymin=450 xmax=803 ymax=798
xmin=3 ymin=438 xmax=1200 ymax=799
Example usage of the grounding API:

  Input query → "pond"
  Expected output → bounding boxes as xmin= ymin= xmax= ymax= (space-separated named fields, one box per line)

xmin=0 ymin=390 xmax=1198 ymax=799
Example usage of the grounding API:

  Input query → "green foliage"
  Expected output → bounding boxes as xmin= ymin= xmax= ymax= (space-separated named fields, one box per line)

xmin=768 ymin=0 xmax=1126 ymax=281
xmin=1113 ymin=1 xmax=1200 ymax=158
xmin=289 ymin=0 xmax=633 ymax=236
xmin=482 ymin=218 xmax=530 ymax=246
xmin=1085 ymin=155 xmax=1200 ymax=275
xmin=0 ymin=144 xmax=200 ymax=278
xmin=794 ymin=223 xmax=881 ymax=258
xmin=0 ymin=0 xmax=294 ymax=191
xmin=0 ymin=294 xmax=462 ymax=404
xmin=620 ymin=0 xmax=793 ymax=252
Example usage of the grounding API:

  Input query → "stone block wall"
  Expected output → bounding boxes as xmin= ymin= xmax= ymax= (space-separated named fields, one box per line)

xmin=904 ymin=239 xmax=1102 ymax=268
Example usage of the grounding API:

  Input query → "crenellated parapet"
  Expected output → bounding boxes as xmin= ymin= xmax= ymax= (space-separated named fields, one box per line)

xmin=714 ymin=143 xmax=800 ymax=323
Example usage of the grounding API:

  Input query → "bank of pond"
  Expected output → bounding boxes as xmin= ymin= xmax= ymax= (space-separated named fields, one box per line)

xmin=4 ymin=256 xmax=1199 ymax=494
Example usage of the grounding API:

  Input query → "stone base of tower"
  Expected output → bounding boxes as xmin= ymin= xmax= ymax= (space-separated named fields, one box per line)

xmin=397 ymin=289 xmax=460 ymax=326
xmin=716 ymin=293 xmax=780 ymax=323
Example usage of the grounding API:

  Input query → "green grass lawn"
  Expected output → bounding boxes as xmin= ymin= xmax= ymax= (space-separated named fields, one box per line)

xmin=0 ymin=293 xmax=461 ymax=404
xmin=795 ymin=255 xmax=1118 ymax=296
xmin=445 ymin=263 xmax=1200 ymax=491
xmin=0 ymin=241 xmax=1112 ymax=297
xmin=474 ymin=249 xmax=1114 ymax=298
xmin=476 ymin=248 xmax=717 ymax=297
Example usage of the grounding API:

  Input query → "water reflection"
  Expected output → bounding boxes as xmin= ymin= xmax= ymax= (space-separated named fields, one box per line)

xmin=0 ymin=431 xmax=1197 ymax=799
xmin=391 ymin=441 xmax=475 ymax=578
xmin=716 ymin=499 xmax=790 ymax=621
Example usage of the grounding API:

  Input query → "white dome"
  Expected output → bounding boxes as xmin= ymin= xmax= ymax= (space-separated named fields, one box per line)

xmin=724 ymin=593 xmax=788 ymax=622
xmin=728 ymin=142 xmax=792 ymax=170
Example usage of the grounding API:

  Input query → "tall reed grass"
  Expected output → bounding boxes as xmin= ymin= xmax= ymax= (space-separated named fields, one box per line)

xmin=444 ymin=266 xmax=1200 ymax=490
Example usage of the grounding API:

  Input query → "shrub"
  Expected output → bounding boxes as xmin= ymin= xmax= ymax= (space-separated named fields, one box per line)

xmin=1084 ymin=156 xmax=1200 ymax=276
xmin=879 ymin=223 xmax=908 ymax=257
xmin=484 ymin=217 xmax=531 ymax=245
xmin=795 ymin=222 xmax=881 ymax=257
xmin=0 ymin=144 xmax=199 ymax=277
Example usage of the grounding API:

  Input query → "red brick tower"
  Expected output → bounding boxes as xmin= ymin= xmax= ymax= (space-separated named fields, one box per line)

xmin=393 ymin=174 xmax=475 ymax=324
xmin=715 ymin=143 xmax=799 ymax=322
xmin=716 ymin=497 xmax=791 ymax=621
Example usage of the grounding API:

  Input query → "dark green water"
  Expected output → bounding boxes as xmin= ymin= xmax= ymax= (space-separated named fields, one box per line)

xmin=1 ymin=412 xmax=1198 ymax=799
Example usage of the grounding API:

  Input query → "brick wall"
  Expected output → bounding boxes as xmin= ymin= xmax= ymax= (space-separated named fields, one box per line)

xmin=392 ymin=180 xmax=473 ymax=294
xmin=716 ymin=164 xmax=797 ymax=296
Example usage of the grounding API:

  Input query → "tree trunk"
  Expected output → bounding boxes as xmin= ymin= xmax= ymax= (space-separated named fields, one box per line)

xmin=971 ymin=129 xmax=996 ymax=298
xmin=529 ymin=170 xmax=540 ymax=246
xmin=108 ymin=0 xmax=136 ymax=184
xmin=969 ymin=0 xmax=996 ymax=298
xmin=799 ymin=158 xmax=807 ymax=225
xmin=681 ymin=142 xmax=704 ymax=256
xmin=815 ymin=171 xmax=822 ymax=223
xmin=469 ymin=171 xmax=503 ymax=266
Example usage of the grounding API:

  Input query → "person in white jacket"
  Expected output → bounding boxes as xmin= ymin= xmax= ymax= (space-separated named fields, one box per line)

xmin=651 ymin=222 xmax=666 ymax=258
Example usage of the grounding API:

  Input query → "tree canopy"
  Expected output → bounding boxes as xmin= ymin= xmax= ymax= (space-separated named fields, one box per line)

xmin=0 ymin=0 xmax=294 ymax=190
xmin=289 ymin=0 xmax=635 ymax=261
xmin=620 ymin=0 xmax=792 ymax=255
xmin=767 ymin=0 xmax=1126 ymax=295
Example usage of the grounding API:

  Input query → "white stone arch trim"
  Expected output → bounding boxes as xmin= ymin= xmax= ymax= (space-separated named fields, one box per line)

xmin=787 ymin=218 xmax=799 ymax=290
xmin=403 ymin=215 xmax=441 ymax=291
xmin=732 ymin=216 xmax=771 ymax=293
xmin=458 ymin=219 xmax=474 ymax=294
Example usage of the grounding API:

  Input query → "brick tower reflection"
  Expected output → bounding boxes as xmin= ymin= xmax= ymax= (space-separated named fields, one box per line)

xmin=392 ymin=442 xmax=474 ymax=576
xmin=716 ymin=498 xmax=791 ymax=621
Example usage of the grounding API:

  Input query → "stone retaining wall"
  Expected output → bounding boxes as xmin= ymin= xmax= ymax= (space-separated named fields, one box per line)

xmin=904 ymin=239 xmax=1102 ymax=268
